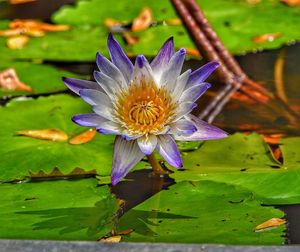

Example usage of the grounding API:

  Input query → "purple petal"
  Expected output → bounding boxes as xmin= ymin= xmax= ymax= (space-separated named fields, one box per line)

xmin=72 ymin=113 xmax=106 ymax=127
xmin=156 ymin=135 xmax=182 ymax=168
xmin=150 ymin=37 xmax=174 ymax=73
xmin=179 ymin=82 xmax=211 ymax=103
xmin=108 ymin=33 xmax=133 ymax=83
xmin=174 ymin=114 xmax=228 ymax=141
xmin=79 ymin=89 xmax=111 ymax=106
xmin=160 ymin=48 xmax=186 ymax=91
xmin=96 ymin=121 xmax=121 ymax=135
xmin=63 ymin=77 xmax=102 ymax=95
xmin=186 ymin=62 xmax=219 ymax=89
xmin=170 ymin=119 xmax=197 ymax=136
xmin=96 ymin=52 xmax=126 ymax=88
xmin=111 ymin=136 xmax=144 ymax=185
xmin=133 ymin=55 xmax=153 ymax=83
xmin=137 ymin=135 xmax=158 ymax=155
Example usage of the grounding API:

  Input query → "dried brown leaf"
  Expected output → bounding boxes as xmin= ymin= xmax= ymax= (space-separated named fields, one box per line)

xmin=185 ymin=48 xmax=201 ymax=57
xmin=252 ymin=33 xmax=282 ymax=43
xmin=123 ymin=32 xmax=139 ymax=45
xmin=0 ymin=68 xmax=32 ymax=92
xmin=117 ymin=228 xmax=134 ymax=235
xmin=255 ymin=218 xmax=286 ymax=231
xmin=10 ymin=19 xmax=69 ymax=32
xmin=131 ymin=7 xmax=153 ymax=32
xmin=103 ymin=18 xmax=124 ymax=29
xmin=16 ymin=129 xmax=69 ymax=142
xmin=6 ymin=35 xmax=29 ymax=49
xmin=69 ymin=129 xmax=96 ymax=145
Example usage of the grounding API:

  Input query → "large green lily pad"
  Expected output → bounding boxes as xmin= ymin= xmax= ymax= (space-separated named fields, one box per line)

xmin=0 ymin=61 xmax=81 ymax=98
xmin=0 ymin=94 xmax=148 ymax=182
xmin=0 ymin=179 xmax=118 ymax=240
xmin=170 ymin=133 xmax=300 ymax=205
xmin=117 ymin=180 xmax=285 ymax=244
xmin=52 ymin=0 xmax=300 ymax=56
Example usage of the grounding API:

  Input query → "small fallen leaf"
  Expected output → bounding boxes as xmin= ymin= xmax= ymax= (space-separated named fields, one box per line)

xmin=0 ymin=68 xmax=32 ymax=92
xmin=98 ymin=235 xmax=122 ymax=243
xmin=280 ymin=0 xmax=300 ymax=6
xmin=7 ymin=35 xmax=29 ymax=49
xmin=117 ymin=228 xmax=134 ymax=235
xmin=185 ymin=48 xmax=201 ymax=57
xmin=16 ymin=129 xmax=69 ymax=142
xmin=69 ymin=128 xmax=96 ymax=145
xmin=9 ymin=0 xmax=36 ymax=4
xmin=10 ymin=19 xmax=69 ymax=32
xmin=25 ymin=28 xmax=45 ymax=37
xmin=252 ymin=33 xmax=282 ymax=43
xmin=123 ymin=32 xmax=139 ymax=45
xmin=165 ymin=18 xmax=182 ymax=26
xmin=0 ymin=28 xmax=23 ymax=37
xmin=104 ymin=18 xmax=124 ymax=29
xmin=255 ymin=218 xmax=286 ymax=231
xmin=262 ymin=133 xmax=286 ymax=145
xmin=131 ymin=7 xmax=153 ymax=32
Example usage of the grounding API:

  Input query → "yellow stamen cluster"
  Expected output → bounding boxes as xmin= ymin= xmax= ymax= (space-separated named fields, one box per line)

xmin=115 ymin=78 xmax=175 ymax=134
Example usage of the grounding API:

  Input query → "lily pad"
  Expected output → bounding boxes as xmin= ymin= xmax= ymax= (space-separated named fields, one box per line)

xmin=0 ymin=179 xmax=118 ymax=240
xmin=52 ymin=0 xmax=300 ymax=56
xmin=170 ymin=133 xmax=300 ymax=205
xmin=117 ymin=180 xmax=285 ymax=244
xmin=0 ymin=94 xmax=148 ymax=182
xmin=0 ymin=61 xmax=81 ymax=98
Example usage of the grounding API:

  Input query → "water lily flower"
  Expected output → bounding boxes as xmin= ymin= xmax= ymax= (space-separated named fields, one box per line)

xmin=63 ymin=34 xmax=227 ymax=185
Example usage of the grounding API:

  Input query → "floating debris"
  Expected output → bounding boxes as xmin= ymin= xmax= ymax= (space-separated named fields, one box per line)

xmin=9 ymin=19 xmax=69 ymax=32
xmin=0 ymin=68 xmax=32 ymax=91
xmin=123 ymin=32 xmax=139 ymax=45
xmin=185 ymin=47 xmax=201 ymax=57
xmin=255 ymin=218 xmax=286 ymax=231
xmin=9 ymin=0 xmax=36 ymax=4
xmin=280 ymin=0 xmax=300 ymax=6
xmin=165 ymin=18 xmax=182 ymax=26
xmin=131 ymin=7 xmax=153 ymax=32
xmin=69 ymin=128 xmax=96 ymax=145
xmin=252 ymin=33 xmax=282 ymax=43
xmin=16 ymin=129 xmax=69 ymax=142
xmin=98 ymin=235 xmax=122 ymax=243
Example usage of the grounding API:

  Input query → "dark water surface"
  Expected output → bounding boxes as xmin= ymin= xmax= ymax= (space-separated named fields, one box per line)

xmin=1 ymin=0 xmax=300 ymax=244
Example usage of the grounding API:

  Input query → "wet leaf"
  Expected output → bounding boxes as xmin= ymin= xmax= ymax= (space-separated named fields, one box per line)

xmin=0 ymin=94 xmax=148 ymax=182
xmin=16 ymin=129 xmax=69 ymax=142
xmin=0 ymin=179 xmax=118 ymax=241
xmin=131 ymin=7 xmax=153 ymax=32
xmin=170 ymin=133 xmax=300 ymax=204
xmin=118 ymin=181 xmax=285 ymax=244
xmin=0 ymin=68 xmax=32 ymax=92
xmin=69 ymin=128 xmax=96 ymax=145
xmin=255 ymin=218 xmax=286 ymax=231
xmin=7 ymin=35 xmax=29 ymax=49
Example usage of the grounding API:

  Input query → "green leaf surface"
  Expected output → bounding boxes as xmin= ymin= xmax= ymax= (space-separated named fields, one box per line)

xmin=170 ymin=133 xmax=300 ymax=205
xmin=0 ymin=22 xmax=121 ymax=61
xmin=0 ymin=61 xmax=81 ymax=98
xmin=280 ymin=137 xmax=300 ymax=169
xmin=118 ymin=181 xmax=285 ymax=244
xmin=0 ymin=94 xmax=148 ymax=182
xmin=52 ymin=0 xmax=300 ymax=56
xmin=0 ymin=179 xmax=118 ymax=240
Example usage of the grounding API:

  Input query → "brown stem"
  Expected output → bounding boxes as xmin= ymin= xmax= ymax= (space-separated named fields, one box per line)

xmin=147 ymin=153 xmax=168 ymax=175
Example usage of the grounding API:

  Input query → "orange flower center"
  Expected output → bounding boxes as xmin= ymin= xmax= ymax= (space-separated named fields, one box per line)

xmin=115 ymin=78 xmax=175 ymax=134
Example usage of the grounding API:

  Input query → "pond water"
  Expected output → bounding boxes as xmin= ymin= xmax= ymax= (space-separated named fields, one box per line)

xmin=1 ymin=0 xmax=300 ymax=245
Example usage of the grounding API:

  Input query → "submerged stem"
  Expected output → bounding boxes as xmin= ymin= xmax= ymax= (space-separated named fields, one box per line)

xmin=147 ymin=153 xmax=168 ymax=175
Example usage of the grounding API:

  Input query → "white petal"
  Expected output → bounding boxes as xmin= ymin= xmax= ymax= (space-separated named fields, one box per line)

xmin=159 ymin=48 xmax=185 ymax=90
xmin=179 ymin=82 xmax=211 ymax=103
xmin=111 ymin=136 xmax=144 ymax=185
xmin=173 ymin=102 xmax=197 ymax=122
xmin=137 ymin=134 xmax=158 ymax=155
xmin=169 ymin=119 xmax=197 ymax=136
xmin=79 ymin=89 xmax=111 ymax=106
xmin=93 ymin=70 xmax=120 ymax=99
xmin=156 ymin=135 xmax=182 ymax=168
xmin=96 ymin=121 xmax=122 ymax=135
xmin=93 ymin=104 xmax=116 ymax=122
xmin=133 ymin=55 xmax=155 ymax=85
xmin=172 ymin=69 xmax=191 ymax=101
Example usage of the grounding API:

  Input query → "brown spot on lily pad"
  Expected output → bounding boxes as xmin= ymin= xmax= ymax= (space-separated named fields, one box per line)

xmin=255 ymin=218 xmax=286 ymax=232
xmin=0 ymin=68 xmax=32 ymax=92
xmin=16 ymin=128 xmax=68 ymax=142
xmin=131 ymin=7 xmax=153 ymax=32
xmin=69 ymin=128 xmax=96 ymax=145
xmin=252 ymin=33 xmax=282 ymax=43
